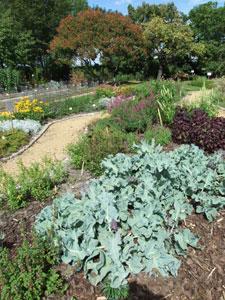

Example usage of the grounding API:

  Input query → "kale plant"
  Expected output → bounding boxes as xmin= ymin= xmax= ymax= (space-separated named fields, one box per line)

xmin=35 ymin=142 xmax=225 ymax=288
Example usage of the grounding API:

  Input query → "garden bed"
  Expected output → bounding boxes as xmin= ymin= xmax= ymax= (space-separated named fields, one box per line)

xmin=1 ymin=80 xmax=225 ymax=300
xmin=1 ymin=165 xmax=225 ymax=300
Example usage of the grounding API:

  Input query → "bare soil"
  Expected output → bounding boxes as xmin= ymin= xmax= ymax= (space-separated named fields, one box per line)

xmin=1 ymin=166 xmax=225 ymax=300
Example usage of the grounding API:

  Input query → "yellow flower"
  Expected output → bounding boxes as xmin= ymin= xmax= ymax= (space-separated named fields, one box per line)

xmin=33 ymin=107 xmax=43 ymax=113
xmin=14 ymin=96 xmax=47 ymax=115
xmin=0 ymin=111 xmax=14 ymax=118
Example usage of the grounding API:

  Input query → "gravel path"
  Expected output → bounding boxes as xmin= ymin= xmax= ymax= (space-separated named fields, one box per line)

xmin=181 ymin=90 xmax=225 ymax=117
xmin=180 ymin=89 xmax=212 ymax=105
xmin=1 ymin=111 xmax=104 ymax=174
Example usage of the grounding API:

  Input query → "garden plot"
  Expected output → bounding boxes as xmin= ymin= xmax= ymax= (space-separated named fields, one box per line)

xmin=1 ymin=80 xmax=225 ymax=300
xmin=1 ymin=111 xmax=103 ymax=174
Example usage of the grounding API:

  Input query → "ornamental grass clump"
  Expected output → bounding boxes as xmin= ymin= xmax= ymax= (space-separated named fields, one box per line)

xmin=35 ymin=142 xmax=225 ymax=289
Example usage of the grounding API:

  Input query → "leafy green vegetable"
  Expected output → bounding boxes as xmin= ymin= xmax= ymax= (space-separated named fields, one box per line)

xmin=35 ymin=142 xmax=225 ymax=288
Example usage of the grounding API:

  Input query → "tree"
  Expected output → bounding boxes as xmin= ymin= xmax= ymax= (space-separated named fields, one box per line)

xmin=0 ymin=10 xmax=35 ymax=68
xmin=143 ymin=17 xmax=205 ymax=79
xmin=0 ymin=0 xmax=73 ymax=80
xmin=189 ymin=2 xmax=225 ymax=76
xmin=128 ymin=2 xmax=182 ymax=24
xmin=50 ymin=9 xmax=145 ymax=80
xmin=69 ymin=0 xmax=88 ymax=15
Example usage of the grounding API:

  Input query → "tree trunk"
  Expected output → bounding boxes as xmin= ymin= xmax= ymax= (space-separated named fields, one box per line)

xmin=157 ymin=64 xmax=163 ymax=80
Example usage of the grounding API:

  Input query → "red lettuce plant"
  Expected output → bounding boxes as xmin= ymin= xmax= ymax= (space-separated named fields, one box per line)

xmin=172 ymin=108 xmax=225 ymax=153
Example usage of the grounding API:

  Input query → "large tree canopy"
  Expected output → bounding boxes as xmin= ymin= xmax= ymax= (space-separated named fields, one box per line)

xmin=188 ymin=2 xmax=225 ymax=76
xmin=0 ymin=9 xmax=35 ymax=68
xmin=0 ymin=0 xmax=89 ymax=80
xmin=50 ymin=9 xmax=145 ymax=79
xmin=143 ymin=17 xmax=205 ymax=79
xmin=128 ymin=2 xmax=182 ymax=24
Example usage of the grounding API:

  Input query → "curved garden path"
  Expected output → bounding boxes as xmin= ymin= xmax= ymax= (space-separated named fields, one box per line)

xmin=180 ymin=89 xmax=225 ymax=117
xmin=1 ymin=111 xmax=104 ymax=174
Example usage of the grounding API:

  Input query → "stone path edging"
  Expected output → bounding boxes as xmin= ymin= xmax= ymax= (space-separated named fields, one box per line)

xmin=0 ymin=111 xmax=102 ymax=162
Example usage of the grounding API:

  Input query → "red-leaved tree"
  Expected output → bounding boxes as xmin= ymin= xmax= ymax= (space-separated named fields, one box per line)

xmin=50 ymin=9 xmax=145 ymax=79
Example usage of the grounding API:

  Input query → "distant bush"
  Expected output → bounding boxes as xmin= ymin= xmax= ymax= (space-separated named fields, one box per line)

xmin=96 ymin=85 xmax=115 ymax=98
xmin=172 ymin=107 xmax=225 ymax=153
xmin=0 ymin=68 xmax=21 ymax=92
xmin=0 ymin=129 xmax=29 ymax=158
xmin=43 ymin=94 xmax=100 ymax=119
xmin=70 ymin=69 xmax=87 ymax=86
xmin=144 ymin=126 xmax=172 ymax=146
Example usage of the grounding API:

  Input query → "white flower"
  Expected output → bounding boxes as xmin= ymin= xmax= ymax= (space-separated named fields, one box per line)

xmin=0 ymin=119 xmax=41 ymax=134
xmin=69 ymin=107 xmax=73 ymax=111
xmin=1 ymin=136 xmax=5 ymax=140
xmin=92 ymin=104 xmax=96 ymax=107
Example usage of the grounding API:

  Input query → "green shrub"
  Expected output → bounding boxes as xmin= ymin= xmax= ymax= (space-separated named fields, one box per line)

xmin=0 ymin=129 xmax=29 ymax=158
xmin=0 ymin=236 xmax=67 ymax=300
xmin=68 ymin=123 xmax=137 ymax=175
xmin=36 ymin=143 xmax=225 ymax=289
xmin=0 ymin=68 xmax=21 ymax=92
xmin=110 ymin=81 xmax=178 ymax=131
xmin=111 ymin=96 xmax=158 ymax=133
xmin=44 ymin=94 xmax=100 ymax=120
xmin=96 ymin=86 xmax=115 ymax=98
xmin=0 ymin=158 xmax=68 ymax=209
xmin=144 ymin=126 xmax=172 ymax=146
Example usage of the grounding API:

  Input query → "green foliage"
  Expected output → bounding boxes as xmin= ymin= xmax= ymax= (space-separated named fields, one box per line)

xmin=157 ymin=85 xmax=177 ymax=125
xmin=144 ymin=126 xmax=171 ymax=146
xmin=96 ymin=86 xmax=115 ymax=98
xmin=0 ymin=236 xmax=67 ymax=300
xmin=182 ymin=88 xmax=219 ymax=117
xmin=0 ymin=68 xmax=21 ymax=92
xmin=0 ymin=9 xmax=35 ymax=70
xmin=43 ymin=94 xmax=100 ymax=119
xmin=36 ymin=142 xmax=225 ymax=289
xmin=102 ymin=282 xmax=129 ymax=300
xmin=70 ymin=0 xmax=88 ymax=16
xmin=0 ymin=158 xmax=67 ymax=209
xmin=189 ymin=3 xmax=225 ymax=76
xmin=111 ymin=96 xmax=157 ymax=133
xmin=143 ymin=17 xmax=205 ymax=79
xmin=0 ymin=129 xmax=29 ymax=158
xmin=110 ymin=80 xmax=178 ymax=131
xmin=128 ymin=2 xmax=182 ymax=24
xmin=68 ymin=120 xmax=137 ymax=175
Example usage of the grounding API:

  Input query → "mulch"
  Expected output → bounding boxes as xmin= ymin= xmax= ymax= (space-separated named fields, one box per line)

xmin=0 ymin=167 xmax=225 ymax=300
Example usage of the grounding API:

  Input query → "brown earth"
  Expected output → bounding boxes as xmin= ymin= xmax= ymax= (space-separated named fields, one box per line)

xmin=1 ymin=166 xmax=225 ymax=300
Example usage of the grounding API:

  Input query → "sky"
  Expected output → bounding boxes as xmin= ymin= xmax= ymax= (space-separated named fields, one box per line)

xmin=88 ymin=0 xmax=224 ymax=14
